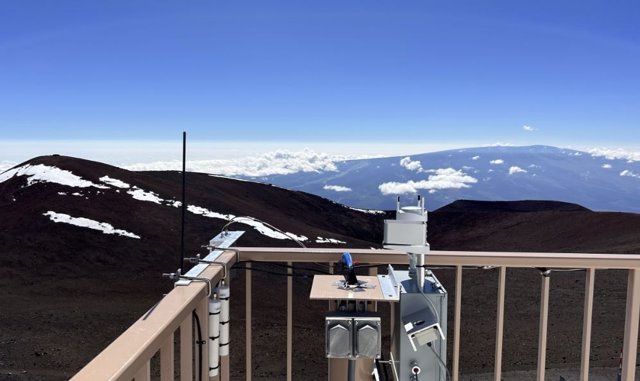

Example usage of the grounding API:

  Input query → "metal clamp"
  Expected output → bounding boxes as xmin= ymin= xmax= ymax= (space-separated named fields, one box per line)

xmin=162 ymin=269 xmax=214 ymax=297
xmin=185 ymin=254 xmax=228 ymax=280
xmin=201 ymin=245 xmax=241 ymax=264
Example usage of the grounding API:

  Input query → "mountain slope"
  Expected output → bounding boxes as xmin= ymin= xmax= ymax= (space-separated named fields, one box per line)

xmin=1 ymin=155 xmax=640 ymax=379
xmin=0 ymin=155 xmax=389 ymax=380
xmin=247 ymin=145 xmax=640 ymax=212
xmin=0 ymin=155 xmax=387 ymax=273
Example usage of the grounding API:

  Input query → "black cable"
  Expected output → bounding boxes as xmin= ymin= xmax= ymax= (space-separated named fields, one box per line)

xmin=235 ymin=261 xmax=332 ymax=275
xmin=233 ymin=265 xmax=320 ymax=278
xmin=192 ymin=310 xmax=204 ymax=381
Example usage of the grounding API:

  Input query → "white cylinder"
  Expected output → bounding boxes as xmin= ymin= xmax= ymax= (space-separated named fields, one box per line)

xmin=219 ymin=283 xmax=230 ymax=356
xmin=208 ymin=297 xmax=221 ymax=377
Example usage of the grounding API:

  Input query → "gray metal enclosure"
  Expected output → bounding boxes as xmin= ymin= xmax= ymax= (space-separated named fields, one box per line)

xmin=391 ymin=269 xmax=448 ymax=381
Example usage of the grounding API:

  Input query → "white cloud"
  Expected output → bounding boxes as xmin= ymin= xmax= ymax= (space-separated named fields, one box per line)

xmin=490 ymin=159 xmax=504 ymax=165
xmin=399 ymin=156 xmax=423 ymax=172
xmin=0 ymin=161 xmax=16 ymax=173
xmin=508 ymin=166 xmax=528 ymax=175
xmin=124 ymin=149 xmax=347 ymax=177
xmin=620 ymin=170 xmax=640 ymax=179
xmin=484 ymin=142 xmax=514 ymax=147
xmin=471 ymin=156 xmax=480 ymax=160
xmin=589 ymin=148 xmax=640 ymax=162
xmin=378 ymin=168 xmax=478 ymax=195
xmin=323 ymin=185 xmax=352 ymax=192
xmin=602 ymin=164 xmax=612 ymax=169
xmin=523 ymin=125 xmax=535 ymax=132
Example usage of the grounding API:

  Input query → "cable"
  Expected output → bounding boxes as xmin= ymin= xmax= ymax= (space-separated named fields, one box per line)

xmin=428 ymin=343 xmax=451 ymax=381
xmin=220 ymin=215 xmax=307 ymax=248
xmin=192 ymin=310 xmax=204 ymax=381
xmin=235 ymin=260 xmax=332 ymax=275
xmin=233 ymin=265 xmax=319 ymax=278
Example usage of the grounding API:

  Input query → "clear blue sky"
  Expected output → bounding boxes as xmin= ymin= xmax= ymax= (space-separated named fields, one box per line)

xmin=0 ymin=0 xmax=639 ymax=148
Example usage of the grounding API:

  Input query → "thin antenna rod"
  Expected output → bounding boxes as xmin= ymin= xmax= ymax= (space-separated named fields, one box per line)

xmin=180 ymin=131 xmax=187 ymax=273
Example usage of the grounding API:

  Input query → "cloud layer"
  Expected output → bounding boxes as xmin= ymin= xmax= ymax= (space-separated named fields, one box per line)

xmin=589 ymin=148 xmax=640 ymax=162
xmin=378 ymin=168 xmax=478 ymax=195
xmin=124 ymin=149 xmax=352 ymax=177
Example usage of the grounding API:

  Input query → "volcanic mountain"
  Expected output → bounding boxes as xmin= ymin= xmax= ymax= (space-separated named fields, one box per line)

xmin=1 ymin=155 xmax=639 ymax=380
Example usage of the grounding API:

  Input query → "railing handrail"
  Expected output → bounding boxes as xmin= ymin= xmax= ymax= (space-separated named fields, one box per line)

xmin=71 ymin=247 xmax=640 ymax=381
xmin=236 ymin=247 xmax=640 ymax=269
xmin=71 ymin=251 xmax=236 ymax=381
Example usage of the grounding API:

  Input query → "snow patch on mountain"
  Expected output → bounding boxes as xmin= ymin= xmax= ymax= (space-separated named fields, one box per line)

xmin=0 ymin=164 xmax=109 ymax=189
xmin=186 ymin=205 xmax=307 ymax=242
xmin=316 ymin=237 xmax=346 ymax=244
xmin=127 ymin=187 xmax=163 ymax=204
xmin=100 ymin=176 xmax=130 ymax=189
xmin=348 ymin=207 xmax=385 ymax=215
xmin=43 ymin=211 xmax=141 ymax=239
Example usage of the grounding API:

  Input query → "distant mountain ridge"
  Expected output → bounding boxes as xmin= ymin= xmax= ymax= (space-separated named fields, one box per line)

xmin=245 ymin=145 xmax=640 ymax=213
xmin=435 ymin=199 xmax=590 ymax=213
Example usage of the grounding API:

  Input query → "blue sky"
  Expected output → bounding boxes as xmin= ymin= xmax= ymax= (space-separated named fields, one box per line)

xmin=0 ymin=0 xmax=639 ymax=162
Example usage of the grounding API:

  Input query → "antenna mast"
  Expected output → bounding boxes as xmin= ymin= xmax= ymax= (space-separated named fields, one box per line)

xmin=180 ymin=131 xmax=187 ymax=273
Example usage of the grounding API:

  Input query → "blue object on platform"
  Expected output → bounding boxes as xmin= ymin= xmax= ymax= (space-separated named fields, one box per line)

xmin=342 ymin=252 xmax=353 ymax=269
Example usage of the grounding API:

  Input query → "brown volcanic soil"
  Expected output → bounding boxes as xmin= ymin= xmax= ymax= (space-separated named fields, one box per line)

xmin=1 ymin=156 xmax=640 ymax=380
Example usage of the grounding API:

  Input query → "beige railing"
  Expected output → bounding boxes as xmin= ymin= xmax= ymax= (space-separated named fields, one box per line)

xmin=72 ymin=248 xmax=640 ymax=381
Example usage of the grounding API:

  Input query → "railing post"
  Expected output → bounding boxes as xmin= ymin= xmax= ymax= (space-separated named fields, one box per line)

xmin=180 ymin=315 xmax=193 ymax=381
xmin=537 ymin=275 xmax=550 ymax=381
xmin=160 ymin=333 xmax=174 ymax=381
xmin=622 ymin=269 xmax=640 ymax=381
xmin=369 ymin=267 xmax=378 ymax=312
xmin=495 ymin=266 xmax=506 ymax=381
xmin=287 ymin=261 xmax=293 ymax=381
xmin=134 ymin=361 xmax=150 ymax=381
xmin=197 ymin=296 xmax=210 ymax=380
xmin=580 ymin=268 xmax=595 ymax=381
xmin=246 ymin=261 xmax=252 ymax=381
xmin=453 ymin=265 xmax=462 ymax=381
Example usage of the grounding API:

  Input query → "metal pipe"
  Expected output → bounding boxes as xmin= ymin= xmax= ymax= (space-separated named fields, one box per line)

xmin=537 ymin=275 xmax=550 ymax=381
xmin=494 ymin=266 xmax=506 ymax=381
xmin=622 ymin=269 xmax=640 ymax=381
xmin=245 ymin=262 xmax=252 ymax=381
xmin=580 ymin=268 xmax=595 ymax=381
xmin=347 ymin=359 xmax=356 ymax=381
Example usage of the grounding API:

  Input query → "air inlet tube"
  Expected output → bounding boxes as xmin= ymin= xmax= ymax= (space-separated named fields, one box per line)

xmin=219 ymin=282 xmax=231 ymax=357
xmin=208 ymin=296 xmax=221 ymax=377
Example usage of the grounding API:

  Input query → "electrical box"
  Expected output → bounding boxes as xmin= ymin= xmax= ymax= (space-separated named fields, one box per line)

xmin=325 ymin=313 xmax=381 ymax=359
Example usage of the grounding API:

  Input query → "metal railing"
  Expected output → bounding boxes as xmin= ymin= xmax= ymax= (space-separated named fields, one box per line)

xmin=72 ymin=248 xmax=640 ymax=381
